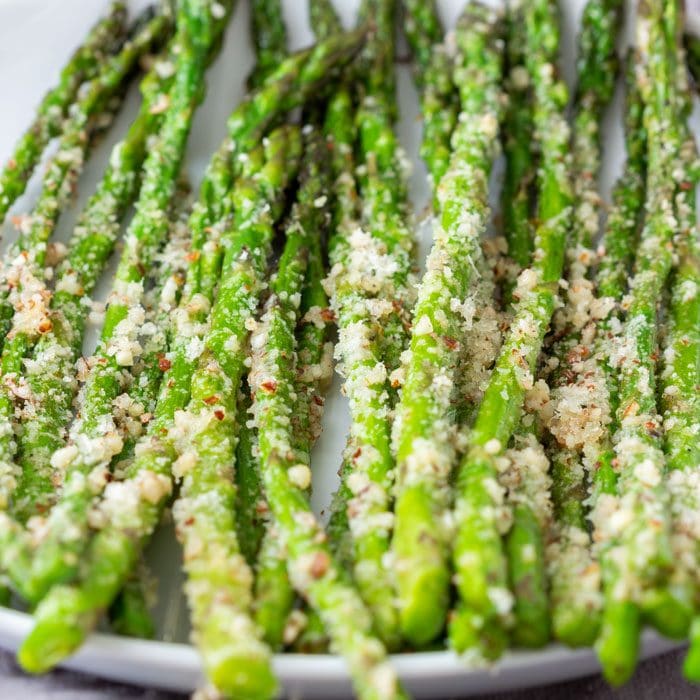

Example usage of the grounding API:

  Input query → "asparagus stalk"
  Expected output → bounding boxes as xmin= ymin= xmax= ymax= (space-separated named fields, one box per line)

xmin=10 ymin=0 xmax=235 ymax=596
xmin=594 ymin=1 xmax=683 ymax=683
xmin=655 ymin=24 xmax=700 ymax=679
xmin=18 ymin=26 xmax=367 ymax=672
xmin=672 ymin=213 xmax=700 ymax=681
xmin=391 ymin=2 xmax=504 ymax=647
xmin=501 ymin=0 xmax=535 ymax=272
xmin=0 ymin=44 xmax=176 ymax=515
xmin=248 ymin=0 xmax=288 ymax=88
xmin=402 ymin=0 xmax=456 ymax=187
xmin=401 ymin=0 xmax=442 ymax=81
xmin=321 ymin=0 xmax=415 ymax=649
xmin=171 ymin=124 xmax=307 ymax=696
xmin=546 ymin=52 xmax=645 ymax=650
xmin=249 ymin=129 xmax=407 ymax=700
xmin=596 ymin=53 xmax=646 ymax=301
xmin=254 ymin=148 xmax=334 ymax=650
xmin=321 ymin=86 xmax=359 ymax=573
xmin=108 ymin=566 xmax=155 ymax=639
xmin=538 ymin=0 xmax=621 ymax=648
xmin=0 ymin=64 xmax=176 ymax=601
xmin=0 ymin=11 xmax=174 ymax=527
xmin=17 ymin=126 xmax=302 ymax=676
xmin=666 ymin=136 xmax=700 ymax=678
xmin=235 ymin=388 xmax=266 ymax=566
xmin=184 ymin=23 xmax=366 ymax=310
xmin=310 ymin=0 xmax=343 ymax=39
xmin=448 ymin=0 xmax=571 ymax=659
xmin=0 ymin=2 xmax=128 ymax=223
xmin=105 ymin=186 xmax=192 ymax=640
xmin=0 ymin=7 xmax=172 ymax=352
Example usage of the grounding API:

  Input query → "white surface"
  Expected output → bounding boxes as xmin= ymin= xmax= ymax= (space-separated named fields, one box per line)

xmin=0 ymin=0 xmax=693 ymax=697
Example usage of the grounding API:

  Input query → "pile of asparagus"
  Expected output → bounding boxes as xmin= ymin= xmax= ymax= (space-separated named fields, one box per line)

xmin=0 ymin=0 xmax=697 ymax=697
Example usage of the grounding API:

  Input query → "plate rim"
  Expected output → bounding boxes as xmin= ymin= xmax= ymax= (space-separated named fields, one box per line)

xmin=0 ymin=606 xmax=683 ymax=697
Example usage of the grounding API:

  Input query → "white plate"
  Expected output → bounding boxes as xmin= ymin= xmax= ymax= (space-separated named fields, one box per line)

xmin=0 ymin=0 xmax=694 ymax=697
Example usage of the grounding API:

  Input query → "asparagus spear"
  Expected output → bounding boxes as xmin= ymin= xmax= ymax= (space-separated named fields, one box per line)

xmin=448 ymin=0 xmax=571 ymax=659
xmin=0 ymin=59 xmax=177 ymax=600
xmin=0 ymin=2 xmax=127 ymax=223
xmin=184 ymin=23 xmax=366 ymax=309
xmin=10 ymin=0 xmax=234 ymax=596
xmin=660 ymin=174 xmax=700 ymax=682
xmin=0 ymin=7 xmax=172 ymax=351
xmin=108 ymin=566 xmax=155 ymax=639
xmin=105 ymin=184 xmax=192 ymax=640
xmin=235 ymin=388 xmax=266 ymax=567
xmin=665 ymin=137 xmax=700 ymax=678
xmin=545 ymin=52 xmax=645 ymax=651
xmin=171 ymin=124 xmax=305 ymax=696
xmin=402 ymin=0 xmax=456 ymax=187
xmin=0 ymin=11 xmax=174 ymax=528
xmin=501 ymin=0 xmax=535 ymax=272
xmin=401 ymin=0 xmax=442 ymax=81
xmin=596 ymin=53 xmax=646 ymax=301
xmin=594 ymin=1 xmax=683 ymax=683
xmin=310 ymin=0 xmax=343 ymax=39
xmin=18 ymin=26 xmax=367 ymax=672
xmin=249 ymin=129 xmax=407 ymax=700
xmin=248 ymin=0 xmax=288 ymax=88
xmin=391 ymin=2 xmax=504 ymax=647
xmin=652 ymin=25 xmax=700 ymax=678
xmin=321 ymin=0 xmax=415 ymax=649
xmin=538 ymin=0 xmax=621 ymax=648
xmin=321 ymin=86 xmax=359 ymax=574
xmin=17 ymin=126 xmax=301 ymax=675
xmin=254 ymin=145 xmax=334 ymax=650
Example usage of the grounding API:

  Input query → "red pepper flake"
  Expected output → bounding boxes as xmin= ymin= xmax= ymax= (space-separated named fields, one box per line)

xmin=260 ymin=380 xmax=278 ymax=394
xmin=320 ymin=307 xmax=336 ymax=322
xmin=443 ymin=336 xmax=458 ymax=350
xmin=158 ymin=355 xmax=172 ymax=371
xmin=214 ymin=409 xmax=225 ymax=420
xmin=622 ymin=400 xmax=639 ymax=419
xmin=352 ymin=447 xmax=362 ymax=460
xmin=184 ymin=516 xmax=195 ymax=526
xmin=309 ymin=552 xmax=330 ymax=579
xmin=38 ymin=319 xmax=52 ymax=334
xmin=680 ymin=181 xmax=693 ymax=191
xmin=203 ymin=395 xmax=219 ymax=405
xmin=186 ymin=250 xmax=200 ymax=263
xmin=6 ymin=158 xmax=16 ymax=170
xmin=312 ymin=395 xmax=324 ymax=406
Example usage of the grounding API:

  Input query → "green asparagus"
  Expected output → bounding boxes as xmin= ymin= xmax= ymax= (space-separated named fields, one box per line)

xmin=18 ymin=126 xmax=302 ymax=676
xmin=501 ymin=0 xmax=535 ymax=272
xmin=392 ymin=2 xmax=504 ymax=648
xmin=449 ymin=0 xmax=570 ymax=659
xmin=0 ymin=2 xmax=127 ymax=223
xmin=249 ymin=129 xmax=407 ymax=700
xmin=0 ymin=10 xmax=174 ymax=526
xmin=322 ymin=0 xmax=415 ymax=648
xmin=595 ymin=1 xmax=682 ymax=683
xmin=541 ymin=0 xmax=621 ymax=648
xmin=402 ymin=0 xmax=456 ymax=187
xmin=248 ymin=0 xmax=287 ymax=88
xmin=254 ymin=139 xmax=334 ymax=650
xmin=11 ymin=0 xmax=234 ymax=596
